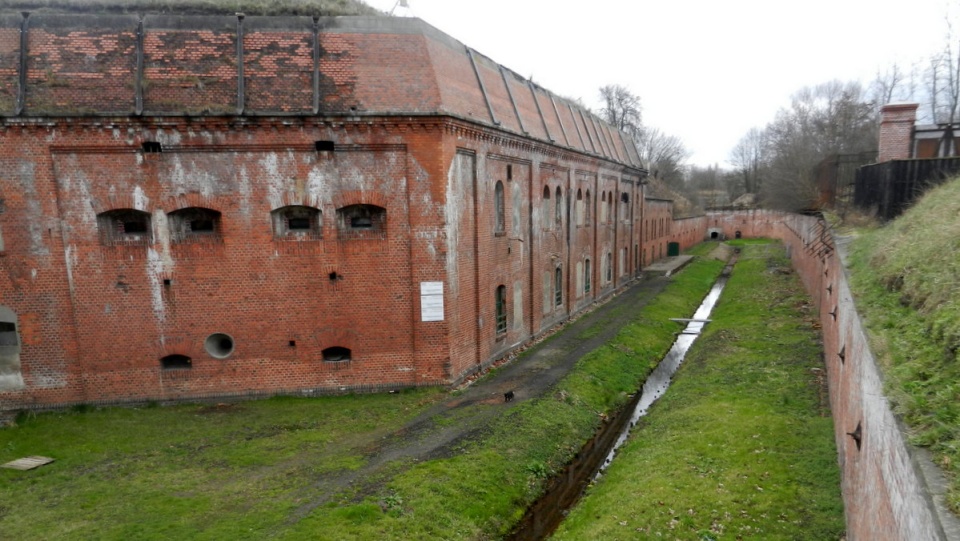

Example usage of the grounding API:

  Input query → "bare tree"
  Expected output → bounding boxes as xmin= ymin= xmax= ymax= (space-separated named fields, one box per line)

xmin=636 ymin=127 xmax=690 ymax=189
xmin=599 ymin=84 xmax=642 ymax=136
xmin=871 ymin=63 xmax=911 ymax=106
xmin=729 ymin=127 xmax=767 ymax=196
xmin=757 ymin=81 xmax=877 ymax=211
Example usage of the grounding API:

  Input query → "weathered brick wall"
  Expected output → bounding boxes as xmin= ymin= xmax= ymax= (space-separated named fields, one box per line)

xmin=0 ymin=13 xmax=651 ymax=404
xmin=25 ymin=15 xmax=138 ymax=115
xmin=707 ymin=210 xmax=959 ymax=541
xmin=0 ymin=14 xmax=21 ymax=114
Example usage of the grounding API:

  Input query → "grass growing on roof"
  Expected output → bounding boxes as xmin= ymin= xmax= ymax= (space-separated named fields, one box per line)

xmin=554 ymin=242 xmax=844 ymax=540
xmin=846 ymin=176 xmax=960 ymax=512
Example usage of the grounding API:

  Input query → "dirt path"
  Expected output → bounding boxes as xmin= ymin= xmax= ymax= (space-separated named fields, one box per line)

xmin=293 ymin=273 xmax=675 ymax=517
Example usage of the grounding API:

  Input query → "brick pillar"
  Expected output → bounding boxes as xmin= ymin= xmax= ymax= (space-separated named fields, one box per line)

xmin=878 ymin=103 xmax=918 ymax=162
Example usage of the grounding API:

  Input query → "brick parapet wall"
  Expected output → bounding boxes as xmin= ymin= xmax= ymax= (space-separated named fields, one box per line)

xmin=707 ymin=210 xmax=959 ymax=541
xmin=0 ymin=13 xmax=639 ymax=169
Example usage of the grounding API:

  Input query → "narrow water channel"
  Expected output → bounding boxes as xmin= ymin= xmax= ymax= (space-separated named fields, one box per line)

xmin=506 ymin=256 xmax=736 ymax=541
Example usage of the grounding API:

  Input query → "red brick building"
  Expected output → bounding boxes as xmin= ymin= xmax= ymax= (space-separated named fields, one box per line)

xmin=0 ymin=13 xmax=692 ymax=409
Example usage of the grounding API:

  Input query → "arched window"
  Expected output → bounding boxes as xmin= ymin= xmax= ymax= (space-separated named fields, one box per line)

xmin=606 ymin=252 xmax=613 ymax=282
xmin=272 ymin=205 xmax=322 ymax=240
xmin=495 ymin=285 xmax=507 ymax=336
xmin=337 ymin=204 xmax=386 ymax=240
xmin=555 ymin=266 xmax=563 ymax=307
xmin=608 ymin=194 xmax=613 ymax=223
xmin=97 ymin=209 xmax=152 ymax=246
xmin=168 ymin=207 xmax=222 ymax=244
xmin=160 ymin=354 xmax=192 ymax=370
xmin=584 ymin=259 xmax=592 ymax=294
xmin=555 ymin=187 xmax=562 ymax=227
xmin=575 ymin=189 xmax=583 ymax=227
xmin=600 ymin=192 xmax=607 ymax=223
xmin=585 ymin=190 xmax=592 ymax=224
xmin=495 ymin=181 xmax=505 ymax=234
xmin=322 ymin=346 xmax=352 ymax=362
xmin=542 ymin=186 xmax=551 ymax=230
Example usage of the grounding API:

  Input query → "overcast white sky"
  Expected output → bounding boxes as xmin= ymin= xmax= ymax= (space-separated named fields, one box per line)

xmin=362 ymin=0 xmax=952 ymax=168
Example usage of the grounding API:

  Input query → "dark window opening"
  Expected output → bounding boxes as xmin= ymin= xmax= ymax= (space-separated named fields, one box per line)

xmin=555 ymin=187 xmax=562 ymax=226
xmin=323 ymin=346 xmax=351 ymax=362
xmin=142 ymin=141 xmax=162 ymax=153
xmin=711 ymin=231 xmax=719 ymax=239
xmin=123 ymin=220 xmax=147 ymax=234
xmin=169 ymin=207 xmax=221 ymax=244
xmin=506 ymin=164 xmax=513 ymax=180
xmin=0 ymin=321 xmax=17 ymax=346
xmin=98 ymin=209 xmax=152 ymax=246
xmin=585 ymin=259 xmax=592 ymax=294
xmin=190 ymin=219 xmax=214 ymax=232
xmin=351 ymin=216 xmax=373 ymax=229
xmin=495 ymin=285 xmax=507 ymax=335
xmin=273 ymin=205 xmax=322 ymax=240
xmin=585 ymin=191 xmax=592 ymax=223
xmin=494 ymin=181 xmax=505 ymax=234
xmin=542 ymin=186 xmax=551 ymax=230
xmin=288 ymin=217 xmax=311 ymax=230
xmin=161 ymin=354 xmax=191 ymax=370
xmin=337 ymin=204 xmax=386 ymax=239
xmin=735 ymin=230 xmax=742 ymax=239
xmin=606 ymin=252 xmax=613 ymax=282
xmin=554 ymin=267 xmax=563 ymax=307
xmin=315 ymin=140 xmax=335 ymax=152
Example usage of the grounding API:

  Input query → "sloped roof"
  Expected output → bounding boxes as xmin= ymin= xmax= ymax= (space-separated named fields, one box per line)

xmin=0 ymin=13 xmax=643 ymax=168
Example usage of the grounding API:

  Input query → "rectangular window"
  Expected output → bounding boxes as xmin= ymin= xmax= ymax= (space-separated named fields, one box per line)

xmin=495 ymin=285 xmax=507 ymax=335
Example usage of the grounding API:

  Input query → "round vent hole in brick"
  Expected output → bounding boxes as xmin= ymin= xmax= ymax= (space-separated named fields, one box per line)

xmin=205 ymin=333 xmax=235 ymax=359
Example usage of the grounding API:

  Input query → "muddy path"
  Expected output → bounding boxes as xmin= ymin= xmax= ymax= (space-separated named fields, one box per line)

xmin=287 ymin=273 xmax=677 ymax=519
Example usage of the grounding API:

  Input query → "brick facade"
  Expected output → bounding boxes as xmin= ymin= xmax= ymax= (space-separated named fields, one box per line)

xmin=0 ymin=14 xmax=712 ymax=408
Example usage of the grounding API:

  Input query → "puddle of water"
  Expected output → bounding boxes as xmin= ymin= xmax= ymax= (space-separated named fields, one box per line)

xmin=507 ymin=259 xmax=735 ymax=541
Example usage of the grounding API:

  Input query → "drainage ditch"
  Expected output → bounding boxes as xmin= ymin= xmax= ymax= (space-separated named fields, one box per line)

xmin=506 ymin=254 xmax=737 ymax=540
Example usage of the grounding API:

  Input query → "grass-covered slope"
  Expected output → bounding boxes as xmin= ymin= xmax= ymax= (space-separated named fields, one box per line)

xmin=1 ymin=0 xmax=381 ymax=16
xmin=847 ymin=177 xmax=960 ymax=512
xmin=554 ymin=242 xmax=843 ymax=540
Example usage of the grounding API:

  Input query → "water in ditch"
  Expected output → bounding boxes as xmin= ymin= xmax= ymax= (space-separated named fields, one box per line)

xmin=507 ymin=258 xmax=735 ymax=540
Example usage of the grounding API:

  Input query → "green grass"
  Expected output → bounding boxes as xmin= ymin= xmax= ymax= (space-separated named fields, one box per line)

xmin=281 ymin=255 xmax=727 ymax=540
xmin=846 ymin=176 xmax=960 ymax=512
xmin=554 ymin=243 xmax=844 ymax=540
xmin=0 ymin=251 xmax=724 ymax=540
xmin=0 ymin=391 xmax=444 ymax=540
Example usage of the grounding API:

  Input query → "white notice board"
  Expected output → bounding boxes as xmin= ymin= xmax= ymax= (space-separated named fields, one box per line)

xmin=420 ymin=281 xmax=444 ymax=322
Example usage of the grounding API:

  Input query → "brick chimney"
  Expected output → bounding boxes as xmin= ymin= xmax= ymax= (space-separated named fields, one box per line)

xmin=878 ymin=103 xmax=918 ymax=162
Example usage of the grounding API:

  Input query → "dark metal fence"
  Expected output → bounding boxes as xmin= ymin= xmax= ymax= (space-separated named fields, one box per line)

xmin=854 ymin=157 xmax=960 ymax=220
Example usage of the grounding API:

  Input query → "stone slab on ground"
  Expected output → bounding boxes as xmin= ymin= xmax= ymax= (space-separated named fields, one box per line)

xmin=643 ymin=255 xmax=694 ymax=276
xmin=1 ymin=456 xmax=55 ymax=471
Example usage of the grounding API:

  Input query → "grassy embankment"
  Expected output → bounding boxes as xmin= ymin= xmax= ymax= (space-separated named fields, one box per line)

xmin=0 ymin=246 xmax=723 ymax=540
xmin=555 ymin=241 xmax=844 ymax=540
xmin=845 ymin=177 xmax=960 ymax=513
